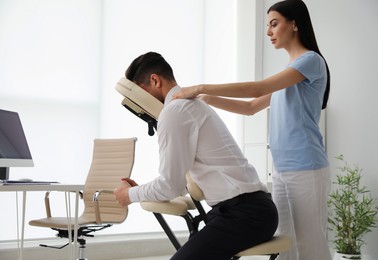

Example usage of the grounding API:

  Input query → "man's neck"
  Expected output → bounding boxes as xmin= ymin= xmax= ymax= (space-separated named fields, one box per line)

xmin=163 ymin=84 xmax=179 ymax=104
xmin=161 ymin=80 xmax=177 ymax=101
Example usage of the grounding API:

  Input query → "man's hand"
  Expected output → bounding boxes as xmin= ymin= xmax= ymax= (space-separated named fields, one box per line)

xmin=114 ymin=178 xmax=139 ymax=207
xmin=121 ymin=177 xmax=139 ymax=187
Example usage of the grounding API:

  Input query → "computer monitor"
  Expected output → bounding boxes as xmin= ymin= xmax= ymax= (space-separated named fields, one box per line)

xmin=0 ymin=109 xmax=34 ymax=180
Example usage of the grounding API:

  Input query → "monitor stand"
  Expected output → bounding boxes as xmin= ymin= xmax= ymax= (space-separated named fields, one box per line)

xmin=0 ymin=167 xmax=9 ymax=180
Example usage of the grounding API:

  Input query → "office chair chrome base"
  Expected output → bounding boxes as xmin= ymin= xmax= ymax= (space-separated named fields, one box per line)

xmin=38 ymin=224 xmax=111 ymax=259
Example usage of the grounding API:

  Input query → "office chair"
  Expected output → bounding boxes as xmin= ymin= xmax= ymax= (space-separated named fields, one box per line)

xmin=29 ymin=138 xmax=137 ymax=260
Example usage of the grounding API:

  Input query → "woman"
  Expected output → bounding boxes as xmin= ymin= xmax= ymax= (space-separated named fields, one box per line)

xmin=173 ymin=0 xmax=332 ymax=259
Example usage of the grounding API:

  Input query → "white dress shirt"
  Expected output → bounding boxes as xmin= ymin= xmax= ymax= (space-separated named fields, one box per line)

xmin=129 ymin=86 xmax=267 ymax=206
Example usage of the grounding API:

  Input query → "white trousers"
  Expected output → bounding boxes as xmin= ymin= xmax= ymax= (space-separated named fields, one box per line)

xmin=272 ymin=167 xmax=332 ymax=260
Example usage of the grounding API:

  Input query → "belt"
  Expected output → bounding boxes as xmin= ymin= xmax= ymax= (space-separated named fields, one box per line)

xmin=214 ymin=190 xmax=272 ymax=209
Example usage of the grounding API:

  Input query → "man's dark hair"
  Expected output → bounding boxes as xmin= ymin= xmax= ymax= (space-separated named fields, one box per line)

xmin=268 ymin=0 xmax=330 ymax=109
xmin=125 ymin=52 xmax=176 ymax=86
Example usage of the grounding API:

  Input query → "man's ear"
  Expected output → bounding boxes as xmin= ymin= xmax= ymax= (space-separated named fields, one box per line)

xmin=150 ymin=74 xmax=161 ymax=88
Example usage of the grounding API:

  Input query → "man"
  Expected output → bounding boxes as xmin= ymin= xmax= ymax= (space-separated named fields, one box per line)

xmin=114 ymin=52 xmax=278 ymax=260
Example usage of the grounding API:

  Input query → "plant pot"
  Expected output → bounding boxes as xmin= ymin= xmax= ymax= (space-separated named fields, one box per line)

xmin=333 ymin=252 xmax=361 ymax=260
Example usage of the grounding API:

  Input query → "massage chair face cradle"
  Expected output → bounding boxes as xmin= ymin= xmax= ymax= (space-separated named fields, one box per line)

xmin=115 ymin=77 xmax=163 ymax=136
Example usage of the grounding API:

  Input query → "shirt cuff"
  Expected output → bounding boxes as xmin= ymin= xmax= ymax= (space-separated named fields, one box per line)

xmin=128 ymin=186 xmax=140 ymax=203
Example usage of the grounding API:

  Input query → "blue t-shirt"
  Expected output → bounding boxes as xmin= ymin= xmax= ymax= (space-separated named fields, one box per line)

xmin=269 ymin=51 xmax=329 ymax=172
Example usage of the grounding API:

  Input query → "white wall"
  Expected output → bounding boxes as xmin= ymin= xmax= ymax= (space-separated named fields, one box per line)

xmin=261 ymin=0 xmax=378 ymax=258
xmin=319 ymin=1 xmax=378 ymax=258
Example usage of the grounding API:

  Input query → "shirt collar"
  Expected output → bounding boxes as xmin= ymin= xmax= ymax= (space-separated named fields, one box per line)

xmin=164 ymin=85 xmax=181 ymax=105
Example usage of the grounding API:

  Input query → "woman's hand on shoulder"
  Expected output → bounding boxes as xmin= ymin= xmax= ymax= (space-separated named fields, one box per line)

xmin=173 ymin=85 xmax=202 ymax=99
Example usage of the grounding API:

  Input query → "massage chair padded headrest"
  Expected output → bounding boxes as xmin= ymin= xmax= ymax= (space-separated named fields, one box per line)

xmin=115 ymin=77 xmax=164 ymax=136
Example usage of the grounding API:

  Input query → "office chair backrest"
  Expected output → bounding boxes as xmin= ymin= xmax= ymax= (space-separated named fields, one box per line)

xmin=81 ymin=138 xmax=137 ymax=224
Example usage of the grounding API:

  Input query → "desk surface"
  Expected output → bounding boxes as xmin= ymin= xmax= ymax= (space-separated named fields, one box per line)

xmin=0 ymin=183 xmax=84 ymax=192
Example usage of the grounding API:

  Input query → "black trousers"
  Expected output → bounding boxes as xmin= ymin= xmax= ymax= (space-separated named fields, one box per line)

xmin=170 ymin=191 xmax=278 ymax=260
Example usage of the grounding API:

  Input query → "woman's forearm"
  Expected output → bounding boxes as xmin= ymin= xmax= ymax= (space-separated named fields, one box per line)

xmin=201 ymin=94 xmax=271 ymax=116
xmin=200 ymin=81 xmax=267 ymax=98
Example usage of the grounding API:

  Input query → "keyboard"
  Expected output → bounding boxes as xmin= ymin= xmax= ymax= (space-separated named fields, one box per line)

xmin=2 ymin=180 xmax=59 ymax=185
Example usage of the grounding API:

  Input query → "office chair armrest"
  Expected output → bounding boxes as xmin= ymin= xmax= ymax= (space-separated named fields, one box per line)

xmin=93 ymin=189 xmax=114 ymax=201
xmin=92 ymin=190 xmax=115 ymax=224
xmin=44 ymin=190 xmax=83 ymax=218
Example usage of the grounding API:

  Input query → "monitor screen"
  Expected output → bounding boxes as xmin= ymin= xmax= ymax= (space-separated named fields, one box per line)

xmin=0 ymin=109 xmax=34 ymax=180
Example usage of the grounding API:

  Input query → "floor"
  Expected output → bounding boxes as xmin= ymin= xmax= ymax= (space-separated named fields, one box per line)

xmin=122 ymin=256 xmax=269 ymax=260
xmin=116 ymin=257 xmax=169 ymax=260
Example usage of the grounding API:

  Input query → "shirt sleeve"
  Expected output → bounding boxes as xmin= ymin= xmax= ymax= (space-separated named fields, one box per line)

xmin=129 ymin=100 xmax=198 ymax=202
xmin=289 ymin=51 xmax=325 ymax=83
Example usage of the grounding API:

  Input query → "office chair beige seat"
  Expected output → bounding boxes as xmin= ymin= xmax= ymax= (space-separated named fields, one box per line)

xmin=29 ymin=138 xmax=137 ymax=259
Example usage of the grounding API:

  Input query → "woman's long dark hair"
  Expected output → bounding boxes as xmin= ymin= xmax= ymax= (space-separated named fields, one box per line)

xmin=268 ymin=0 xmax=330 ymax=109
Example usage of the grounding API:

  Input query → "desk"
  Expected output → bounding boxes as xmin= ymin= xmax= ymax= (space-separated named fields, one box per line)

xmin=0 ymin=183 xmax=84 ymax=260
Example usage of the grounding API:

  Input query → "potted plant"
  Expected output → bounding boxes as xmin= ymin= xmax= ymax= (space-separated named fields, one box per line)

xmin=328 ymin=155 xmax=378 ymax=260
